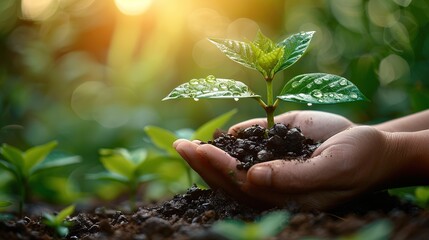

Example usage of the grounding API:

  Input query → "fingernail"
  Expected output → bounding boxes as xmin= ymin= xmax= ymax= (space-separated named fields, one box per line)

xmin=249 ymin=166 xmax=272 ymax=186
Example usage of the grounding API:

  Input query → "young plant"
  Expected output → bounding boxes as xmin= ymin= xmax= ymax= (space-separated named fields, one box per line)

xmin=211 ymin=210 xmax=290 ymax=240
xmin=144 ymin=109 xmax=236 ymax=187
xmin=88 ymin=148 xmax=156 ymax=210
xmin=43 ymin=204 xmax=75 ymax=238
xmin=0 ymin=141 xmax=81 ymax=216
xmin=164 ymin=30 xmax=367 ymax=128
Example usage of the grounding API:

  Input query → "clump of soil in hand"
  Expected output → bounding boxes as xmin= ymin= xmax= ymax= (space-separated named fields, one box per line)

xmin=209 ymin=123 xmax=320 ymax=170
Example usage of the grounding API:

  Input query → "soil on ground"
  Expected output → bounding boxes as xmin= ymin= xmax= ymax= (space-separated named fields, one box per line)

xmin=1 ymin=186 xmax=429 ymax=239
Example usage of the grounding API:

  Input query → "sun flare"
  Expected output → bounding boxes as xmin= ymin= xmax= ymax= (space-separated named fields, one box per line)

xmin=114 ymin=0 xmax=153 ymax=16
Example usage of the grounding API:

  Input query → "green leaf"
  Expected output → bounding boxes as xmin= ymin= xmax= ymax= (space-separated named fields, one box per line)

xmin=253 ymin=30 xmax=276 ymax=53
xmin=56 ymin=226 xmax=69 ymax=238
xmin=212 ymin=220 xmax=246 ymax=240
xmin=0 ymin=201 xmax=12 ymax=208
xmin=415 ymin=186 xmax=429 ymax=207
xmin=32 ymin=156 xmax=81 ymax=176
xmin=256 ymin=47 xmax=284 ymax=79
xmin=208 ymin=39 xmax=257 ymax=70
xmin=191 ymin=109 xmax=237 ymax=141
xmin=137 ymin=174 xmax=157 ymax=183
xmin=258 ymin=211 xmax=289 ymax=238
xmin=346 ymin=220 xmax=392 ymax=240
xmin=144 ymin=126 xmax=178 ymax=155
xmin=87 ymin=172 xmax=129 ymax=184
xmin=24 ymin=141 xmax=58 ymax=176
xmin=0 ymin=144 xmax=24 ymax=172
xmin=163 ymin=76 xmax=259 ymax=100
xmin=99 ymin=149 xmax=136 ymax=179
xmin=275 ymin=31 xmax=315 ymax=73
xmin=55 ymin=205 xmax=75 ymax=223
xmin=278 ymin=73 xmax=368 ymax=104
xmin=0 ymin=159 xmax=20 ymax=179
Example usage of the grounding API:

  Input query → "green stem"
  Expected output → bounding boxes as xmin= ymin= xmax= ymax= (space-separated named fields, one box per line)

xmin=265 ymin=78 xmax=276 ymax=128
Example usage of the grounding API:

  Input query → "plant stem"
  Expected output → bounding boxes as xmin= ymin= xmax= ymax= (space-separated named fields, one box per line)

xmin=265 ymin=78 xmax=276 ymax=128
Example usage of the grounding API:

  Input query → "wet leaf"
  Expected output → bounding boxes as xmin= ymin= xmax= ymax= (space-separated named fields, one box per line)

xmin=163 ymin=76 xmax=259 ymax=100
xmin=278 ymin=73 xmax=368 ymax=104
xmin=275 ymin=31 xmax=315 ymax=73
xmin=208 ymin=39 xmax=257 ymax=70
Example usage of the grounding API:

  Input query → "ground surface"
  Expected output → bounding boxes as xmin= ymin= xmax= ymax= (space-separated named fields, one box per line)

xmin=1 ymin=186 xmax=429 ymax=239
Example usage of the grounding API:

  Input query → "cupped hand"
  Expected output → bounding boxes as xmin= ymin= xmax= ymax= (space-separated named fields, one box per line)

xmin=175 ymin=125 xmax=403 ymax=210
xmin=229 ymin=110 xmax=356 ymax=141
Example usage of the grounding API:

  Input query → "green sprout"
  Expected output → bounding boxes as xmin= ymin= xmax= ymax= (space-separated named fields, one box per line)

xmin=43 ymin=204 xmax=75 ymax=238
xmin=144 ymin=109 xmax=236 ymax=187
xmin=211 ymin=210 xmax=290 ymax=240
xmin=0 ymin=141 xmax=81 ymax=216
xmin=88 ymin=148 xmax=157 ymax=211
xmin=164 ymin=30 xmax=367 ymax=128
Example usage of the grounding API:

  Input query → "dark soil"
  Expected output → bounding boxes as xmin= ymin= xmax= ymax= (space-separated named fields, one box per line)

xmin=208 ymin=123 xmax=320 ymax=169
xmin=1 ymin=186 xmax=429 ymax=239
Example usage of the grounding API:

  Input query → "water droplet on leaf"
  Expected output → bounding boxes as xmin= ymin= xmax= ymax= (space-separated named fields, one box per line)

xmin=311 ymin=90 xmax=323 ymax=98
xmin=307 ymin=103 xmax=313 ymax=106
xmin=206 ymin=75 xmax=215 ymax=80
xmin=339 ymin=79 xmax=347 ymax=86
xmin=291 ymin=81 xmax=300 ymax=88
xmin=350 ymin=92 xmax=358 ymax=99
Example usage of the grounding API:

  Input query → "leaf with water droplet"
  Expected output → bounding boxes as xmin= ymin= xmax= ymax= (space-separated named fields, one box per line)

xmin=209 ymin=39 xmax=257 ymax=71
xmin=277 ymin=73 xmax=368 ymax=104
xmin=274 ymin=31 xmax=315 ymax=74
xmin=163 ymin=76 xmax=260 ymax=100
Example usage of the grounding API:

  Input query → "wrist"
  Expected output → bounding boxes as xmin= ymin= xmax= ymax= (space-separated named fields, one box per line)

xmin=384 ymin=130 xmax=429 ymax=187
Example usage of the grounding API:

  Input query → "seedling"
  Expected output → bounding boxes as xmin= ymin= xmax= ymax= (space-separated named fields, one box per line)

xmin=0 ymin=141 xmax=81 ymax=216
xmin=88 ymin=148 xmax=156 ymax=210
xmin=43 ymin=204 xmax=75 ymax=238
xmin=164 ymin=30 xmax=367 ymax=128
xmin=144 ymin=109 xmax=236 ymax=186
xmin=211 ymin=210 xmax=290 ymax=240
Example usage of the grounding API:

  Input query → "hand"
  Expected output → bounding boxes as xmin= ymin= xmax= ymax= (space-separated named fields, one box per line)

xmin=174 ymin=126 xmax=406 ymax=210
xmin=229 ymin=110 xmax=356 ymax=141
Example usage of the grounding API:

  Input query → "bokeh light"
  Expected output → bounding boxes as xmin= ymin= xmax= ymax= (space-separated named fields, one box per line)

xmin=114 ymin=0 xmax=153 ymax=16
xmin=21 ymin=0 xmax=59 ymax=21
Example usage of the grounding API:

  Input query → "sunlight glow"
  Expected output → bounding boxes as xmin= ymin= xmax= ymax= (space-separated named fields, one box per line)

xmin=21 ymin=0 xmax=58 ymax=21
xmin=114 ymin=0 xmax=153 ymax=16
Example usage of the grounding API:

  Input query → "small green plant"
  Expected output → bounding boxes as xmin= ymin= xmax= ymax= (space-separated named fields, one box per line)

xmin=0 ymin=200 xmax=12 ymax=208
xmin=88 ymin=148 xmax=156 ymax=210
xmin=211 ymin=210 xmax=290 ymax=240
xmin=144 ymin=109 xmax=236 ymax=187
xmin=389 ymin=186 xmax=429 ymax=208
xmin=164 ymin=30 xmax=367 ymax=128
xmin=0 ymin=141 xmax=81 ymax=216
xmin=43 ymin=204 xmax=75 ymax=238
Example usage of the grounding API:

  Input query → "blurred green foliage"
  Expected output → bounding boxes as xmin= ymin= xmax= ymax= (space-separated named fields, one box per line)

xmin=0 ymin=0 xmax=428 ymax=203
